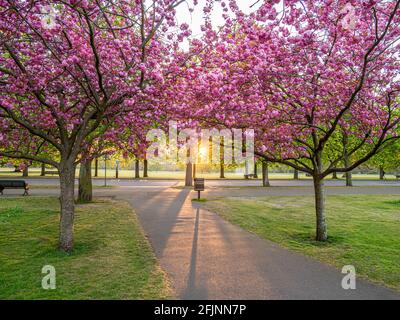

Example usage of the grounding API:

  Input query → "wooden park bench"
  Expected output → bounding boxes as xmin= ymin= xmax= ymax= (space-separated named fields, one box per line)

xmin=0 ymin=180 xmax=29 ymax=196
xmin=244 ymin=174 xmax=257 ymax=179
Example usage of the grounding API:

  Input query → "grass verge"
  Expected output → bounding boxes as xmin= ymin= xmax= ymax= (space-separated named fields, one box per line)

xmin=202 ymin=194 xmax=400 ymax=291
xmin=0 ymin=197 xmax=172 ymax=299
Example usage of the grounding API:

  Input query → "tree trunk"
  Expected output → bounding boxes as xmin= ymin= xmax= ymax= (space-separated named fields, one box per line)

xmin=22 ymin=166 xmax=28 ymax=177
xmin=135 ymin=159 xmax=140 ymax=179
xmin=262 ymin=161 xmax=270 ymax=187
xmin=193 ymin=163 xmax=196 ymax=179
xmin=219 ymin=140 xmax=225 ymax=178
xmin=294 ymin=169 xmax=299 ymax=180
xmin=94 ymin=158 xmax=98 ymax=177
xmin=332 ymin=171 xmax=338 ymax=179
xmin=185 ymin=163 xmax=193 ymax=187
xmin=59 ymin=162 xmax=76 ymax=252
xmin=345 ymin=171 xmax=353 ymax=187
xmin=379 ymin=166 xmax=384 ymax=180
xmin=220 ymin=163 xmax=225 ymax=178
xmin=40 ymin=163 xmax=46 ymax=176
xmin=313 ymin=176 xmax=327 ymax=241
xmin=254 ymin=162 xmax=258 ymax=178
xmin=343 ymin=132 xmax=353 ymax=187
xmin=344 ymin=150 xmax=353 ymax=186
xmin=78 ymin=160 xmax=92 ymax=203
xmin=143 ymin=159 xmax=148 ymax=178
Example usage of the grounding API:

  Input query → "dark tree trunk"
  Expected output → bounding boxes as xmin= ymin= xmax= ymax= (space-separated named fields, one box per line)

xmin=135 ymin=159 xmax=140 ymax=179
xmin=94 ymin=158 xmax=98 ymax=177
xmin=219 ymin=140 xmax=225 ymax=178
xmin=379 ymin=166 xmax=384 ymax=180
xmin=262 ymin=161 xmax=270 ymax=187
xmin=332 ymin=171 xmax=338 ymax=179
xmin=143 ymin=159 xmax=148 ymax=178
xmin=185 ymin=163 xmax=193 ymax=187
xmin=22 ymin=166 xmax=28 ymax=177
xmin=343 ymin=132 xmax=353 ymax=187
xmin=345 ymin=171 xmax=353 ymax=187
xmin=294 ymin=169 xmax=299 ymax=180
xmin=193 ymin=164 xmax=196 ymax=179
xmin=220 ymin=163 xmax=225 ymax=178
xmin=40 ymin=163 xmax=46 ymax=176
xmin=344 ymin=151 xmax=353 ymax=187
xmin=78 ymin=160 xmax=92 ymax=203
xmin=59 ymin=161 xmax=76 ymax=252
xmin=254 ymin=162 xmax=258 ymax=178
xmin=313 ymin=175 xmax=327 ymax=241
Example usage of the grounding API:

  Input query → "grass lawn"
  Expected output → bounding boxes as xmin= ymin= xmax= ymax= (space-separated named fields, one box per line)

xmin=0 ymin=197 xmax=172 ymax=299
xmin=202 ymin=194 xmax=400 ymax=291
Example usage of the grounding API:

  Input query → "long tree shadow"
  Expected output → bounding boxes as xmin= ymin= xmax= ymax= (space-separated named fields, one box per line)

xmin=182 ymin=208 xmax=208 ymax=299
xmin=127 ymin=188 xmax=191 ymax=256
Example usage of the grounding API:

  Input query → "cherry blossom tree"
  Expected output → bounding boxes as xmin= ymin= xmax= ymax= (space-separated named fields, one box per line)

xmin=176 ymin=0 xmax=400 ymax=241
xmin=0 ymin=0 xmax=198 ymax=251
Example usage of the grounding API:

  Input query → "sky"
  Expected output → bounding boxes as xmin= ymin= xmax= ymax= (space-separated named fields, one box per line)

xmin=175 ymin=0 xmax=261 ymax=38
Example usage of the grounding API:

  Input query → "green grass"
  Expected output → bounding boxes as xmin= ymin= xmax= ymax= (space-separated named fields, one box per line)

xmin=0 ymin=197 xmax=172 ymax=299
xmin=191 ymin=198 xmax=207 ymax=202
xmin=202 ymin=194 xmax=400 ymax=291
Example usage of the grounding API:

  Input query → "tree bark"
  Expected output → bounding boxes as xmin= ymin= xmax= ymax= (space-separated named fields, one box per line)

xmin=254 ymin=162 xmax=258 ymax=178
xmin=94 ymin=158 xmax=98 ymax=177
xmin=294 ymin=169 xmax=299 ymax=180
xmin=22 ymin=165 xmax=28 ymax=177
xmin=143 ymin=159 xmax=148 ymax=178
xmin=219 ymin=140 xmax=225 ymax=178
xmin=379 ymin=166 xmax=384 ymax=180
xmin=78 ymin=160 xmax=92 ymax=203
xmin=345 ymin=171 xmax=353 ymax=187
xmin=220 ymin=163 xmax=225 ymax=178
xmin=135 ymin=159 xmax=140 ymax=179
xmin=262 ymin=161 xmax=270 ymax=187
xmin=313 ymin=176 xmax=328 ymax=241
xmin=40 ymin=163 xmax=46 ymax=176
xmin=332 ymin=171 xmax=338 ymax=179
xmin=185 ymin=163 xmax=193 ymax=187
xmin=343 ymin=132 xmax=353 ymax=187
xmin=59 ymin=161 xmax=76 ymax=252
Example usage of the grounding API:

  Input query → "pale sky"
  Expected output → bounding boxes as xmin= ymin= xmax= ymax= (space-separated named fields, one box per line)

xmin=175 ymin=0 xmax=261 ymax=38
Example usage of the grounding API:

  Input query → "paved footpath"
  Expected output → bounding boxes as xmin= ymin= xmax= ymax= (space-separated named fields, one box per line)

xmin=115 ymin=186 xmax=400 ymax=300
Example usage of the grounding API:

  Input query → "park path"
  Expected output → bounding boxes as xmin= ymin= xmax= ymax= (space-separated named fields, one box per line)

xmin=116 ymin=186 xmax=400 ymax=300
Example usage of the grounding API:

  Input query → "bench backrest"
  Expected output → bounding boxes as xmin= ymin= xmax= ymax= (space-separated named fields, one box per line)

xmin=0 ymin=180 xmax=27 ymax=187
